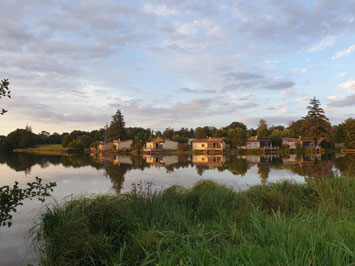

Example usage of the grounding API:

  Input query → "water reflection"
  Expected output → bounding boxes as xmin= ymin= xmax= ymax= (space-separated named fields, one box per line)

xmin=1 ymin=152 xmax=354 ymax=193
xmin=1 ymin=151 xmax=354 ymax=265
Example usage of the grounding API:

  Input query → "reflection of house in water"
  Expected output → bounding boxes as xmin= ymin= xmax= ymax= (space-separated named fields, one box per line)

xmin=143 ymin=155 xmax=179 ymax=167
xmin=192 ymin=155 xmax=225 ymax=168
xmin=282 ymin=154 xmax=320 ymax=166
xmin=96 ymin=155 xmax=132 ymax=165
xmin=112 ymin=156 xmax=133 ymax=165
xmin=241 ymin=155 xmax=273 ymax=166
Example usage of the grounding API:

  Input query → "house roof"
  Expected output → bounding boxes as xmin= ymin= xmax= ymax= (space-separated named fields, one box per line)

xmin=299 ymin=137 xmax=315 ymax=142
xmin=282 ymin=138 xmax=298 ymax=142
xmin=247 ymin=137 xmax=271 ymax=142
xmin=192 ymin=138 xmax=224 ymax=143
xmin=112 ymin=139 xmax=133 ymax=143
xmin=146 ymin=138 xmax=164 ymax=144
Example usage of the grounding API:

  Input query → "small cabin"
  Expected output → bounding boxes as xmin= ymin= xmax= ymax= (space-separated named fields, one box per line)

xmin=282 ymin=138 xmax=299 ymax=149
xmin=143 ymin=139 xmax=179 ymax=153
xmin=246 ymin=136 xmax=272 ymax=149
xmin=113 ymin=139 xmax=133 ymax=150
xmin=192 ymin=138 xmax=225 ymax=151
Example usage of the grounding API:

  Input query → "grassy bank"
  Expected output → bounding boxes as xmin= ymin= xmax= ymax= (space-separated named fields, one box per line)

xmin=34 ymin=176 xmax=354 ymax=266
xmin=13 ymin=144 xmax=65 ymax=155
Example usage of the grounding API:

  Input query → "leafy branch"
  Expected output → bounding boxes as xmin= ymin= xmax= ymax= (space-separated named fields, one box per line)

xmin=0 ymin=177 xmax=56 ymax=227
xmin=0 ymin=79 xmax=11 ymax=115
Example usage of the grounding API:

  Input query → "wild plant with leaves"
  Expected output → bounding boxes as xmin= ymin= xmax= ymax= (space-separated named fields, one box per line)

xmin=0 ymin=177 xmax=56 ymax=227
xmin=0 ymin=79 xmax=11 ymax=115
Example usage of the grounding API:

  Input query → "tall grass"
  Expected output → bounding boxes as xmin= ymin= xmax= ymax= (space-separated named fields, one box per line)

xmin=33 ymin=176 xmax=355 ymax=266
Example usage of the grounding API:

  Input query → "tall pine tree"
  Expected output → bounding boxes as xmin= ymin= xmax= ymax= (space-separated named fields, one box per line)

xmin=105 ymin=109 xmax=126 ymax=141
xmin=302 ymin=97 xmax=331 ymax=144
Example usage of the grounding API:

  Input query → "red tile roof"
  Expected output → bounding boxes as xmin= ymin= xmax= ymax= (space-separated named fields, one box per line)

xmin=192 ymin=138 xmax=224 ymax=143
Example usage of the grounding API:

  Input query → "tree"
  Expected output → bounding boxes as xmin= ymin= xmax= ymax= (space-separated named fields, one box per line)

xmin=225 ymin=121 xmax=247 ymax=131
xmin=194 ymin=127 xmax=207 ymax=139
xmin=162 ymin=128 xmax=174 ymax=139
xmin=343 ymin=118 xmax=355 ymax=148
xmin=302 ymin=97 xmax=332 ymax=143
xmin=61 ymin=134 xmax=70 ymax=148
xmin=228 ymin=128 xmax=247 ymax=148
xmin=256 ymin=119 xmax=268 ymax=137
xmin=0 ymin=79 xmax=11 ymax=115
xmin=270 ymin=129 xmax=282 ymax=147
xmin=105 ymin=109 xmax=126 ymax=141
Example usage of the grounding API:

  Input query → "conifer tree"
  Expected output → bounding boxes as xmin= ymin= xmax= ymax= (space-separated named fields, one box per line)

xmin=105 ymin=109 xmax=126 ymax=141
xmin=302 ymin=97 xmax=331 ymax=143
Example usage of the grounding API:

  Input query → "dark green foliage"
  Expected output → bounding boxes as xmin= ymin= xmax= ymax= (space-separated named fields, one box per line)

xmin=343 ymin=118 xmax=355 ymax=148
xmin=105 ymin=109 xmax=126 ymax=141
xmin=256 ymin=119 xmax=268 ymax=137
xmin=61 ymin=134 xmax=70 ymax=148
xmin=225 ymin=121 xmax=247 ymax=131
xmin=302 ymin=97 xmax=332 ymax=143
xmin=0 ymin=177 xmax=56 ymax=227
xmin=227 ymin=128 xmax=247 ymax=147
xmin=35 ymin=176 xmax=354 ymax=266
xmin=0 ymin=79 xmax=11 ymax=115
xmin=194 ymin=127 xmax=207 ymax=139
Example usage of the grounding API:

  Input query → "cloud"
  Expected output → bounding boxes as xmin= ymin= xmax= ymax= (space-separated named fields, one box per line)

xmin=328 ymin=94 xmax=355 ymax=107
xmin=325 ymin=95 xmax=338 ymax=100
xmin=143 ymin=3 xmax=178 ymax=16
xmin=338 ymin=80 xmax=355 ymax=92
xmin=333 ymin=72 xmax=346 ymax=79
xmin=178 ymin=88 xmax=214 ymax=94
xmin=332 ymin=45 xmax=355 ymax=59
xmin=290 ymin=68 xmax=308 ymax=74
xmin=279 ymin=107 xmax=288 ymax=114
xmin=223 ymin=71 xmax=295 ymax=92
xmin=308 ymin=36 xmax=337 ymax=52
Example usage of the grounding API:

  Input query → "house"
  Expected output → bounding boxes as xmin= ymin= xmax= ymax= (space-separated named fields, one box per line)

xmin=192 ymin=155 xmax=225 ymax=168
xmin=192 ymin=137 xmax=225 ymax=152
xmin=282 ymin=138 xmax=299 ymax=149
xmin=143 ymin=139 xmax=179 ymax=153
xmin=282 ymin=137 xmax=316 ymax=149
xmin=245 ymin=136 xmax=272 ymax=149
xmin=299 ymin=137 xmax=316 ymax=148
xmin=112 ymin=139 xmax=133 ymax=150
xmin=97 ymin=141 xmax=114 ymax=151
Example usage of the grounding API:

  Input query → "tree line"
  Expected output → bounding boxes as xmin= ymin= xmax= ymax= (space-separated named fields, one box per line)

xmin=1 ymin=97 xmax=354 ymax=151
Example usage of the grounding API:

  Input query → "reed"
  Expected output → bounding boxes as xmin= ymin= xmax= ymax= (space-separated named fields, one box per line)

xmin=33 ymin=175 xmax=355 ymax=266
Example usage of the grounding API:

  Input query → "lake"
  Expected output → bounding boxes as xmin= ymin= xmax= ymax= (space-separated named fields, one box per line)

xmin=0 ymin=152 xmax=354 ymax=265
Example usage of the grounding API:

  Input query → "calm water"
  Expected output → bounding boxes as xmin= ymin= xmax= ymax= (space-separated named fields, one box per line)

xmin=0 ymin=152 xmax=354 ymax=265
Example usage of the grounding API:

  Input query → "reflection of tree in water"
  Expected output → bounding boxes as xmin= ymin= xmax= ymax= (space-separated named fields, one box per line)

xmin=103 ymin=163 xmax=132 ymax=193
xmin=0 ymin=152 xmax=62 ymax=173
xmin=334 ymin=155 xmax=355 ymax=177
xmin=223 ymin=158 xmax=249 ymax=176
xmin=258 ymin=166 xmax=270 ymax=184
xmin=165 ymin=161 xmax=193 ymax=173
xmin=195 ymin=165 xmax=209 ymax=176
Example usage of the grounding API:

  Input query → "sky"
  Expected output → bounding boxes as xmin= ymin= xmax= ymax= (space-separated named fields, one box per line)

xmin=1 ymin=0 xmax=355 ymax=135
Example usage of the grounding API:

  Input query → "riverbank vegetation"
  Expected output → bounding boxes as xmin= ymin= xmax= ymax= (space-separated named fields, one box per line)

xmin=34 ymin=175 xmax=354 ymax=265
xmin=1 ymin=98 xmax=354 ymax=153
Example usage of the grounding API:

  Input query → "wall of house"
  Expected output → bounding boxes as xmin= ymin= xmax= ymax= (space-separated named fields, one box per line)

xmin=163 ymin=140 xmax=178 ymax=150
xmin=118 ymin=140 xmax=133 ymax=150
xmin=162 ymin=155 xmax=179 ymax=165
xmin=246 ymin=141 xmax=260 ymax=149
xmin=98 ymin=143 xmax=114 ymax=151
xmin=192 ymin=142 xmax=208 ymax=150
